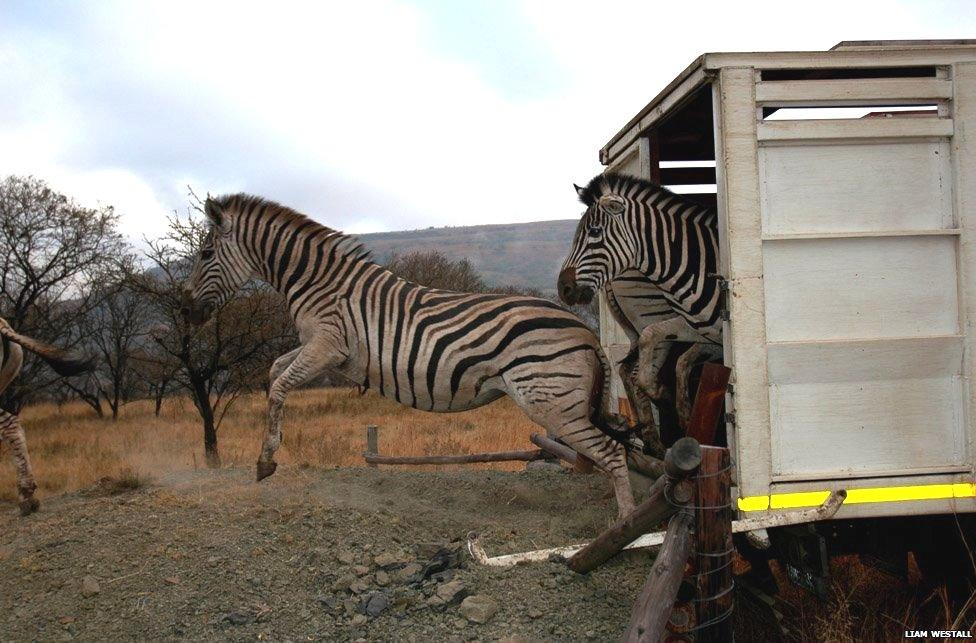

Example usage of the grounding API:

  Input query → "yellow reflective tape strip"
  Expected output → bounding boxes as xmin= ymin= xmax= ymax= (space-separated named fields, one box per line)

xmin=770 ymin=490 xmax=831 ymax=510
xmin=736 ymin=495 xmax=769 ymax=512
xmin=737 ymin=481 xmax=976 ymax=512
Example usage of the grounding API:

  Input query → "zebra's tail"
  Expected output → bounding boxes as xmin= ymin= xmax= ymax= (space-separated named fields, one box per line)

xmin=590 ymin=343 xmax=639 ymax=447
xmin=0 ymin=320 xmax=95 ymax=377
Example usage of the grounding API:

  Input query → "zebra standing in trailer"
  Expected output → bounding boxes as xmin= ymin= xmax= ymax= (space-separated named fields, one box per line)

xmin=557 ymin=173 xmax=723 ymax=430
xmin=0 ymin=319 xmax=93 ymax=515
xmin=180 ymin=195 xmax=636 ymax=518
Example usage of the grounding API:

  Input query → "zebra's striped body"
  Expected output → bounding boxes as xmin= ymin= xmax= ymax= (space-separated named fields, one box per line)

xmin=604 ymin=270 xmax=676 ymax=342
xmin=0 ymin=319 xmax=93 ymax=515
xmin=558 ymin=173 xmax=723 ymax=431
xmin=181 ymin=195 xmax=635 ymax=518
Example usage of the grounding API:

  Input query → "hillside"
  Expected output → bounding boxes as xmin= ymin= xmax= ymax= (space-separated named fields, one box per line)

xmin=359 ymin=219 xmax=579 ymax=294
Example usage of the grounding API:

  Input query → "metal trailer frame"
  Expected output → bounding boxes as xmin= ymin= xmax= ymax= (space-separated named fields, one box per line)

xmin=596 ymin=40 xmax=976 ymax=522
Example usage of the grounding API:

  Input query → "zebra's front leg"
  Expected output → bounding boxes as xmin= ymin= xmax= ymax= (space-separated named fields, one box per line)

xmin=674 ymin=343 xmax=723 ymax=428
xmin=617 ymin=348 xmax=665 ymax=458
xmin=636 ymin=318 xmax=709 ymax=401
xmin=0 ymin=412 xmax=39 ymax=516
xmin=257 ymin=341 xmax=345 ymax=481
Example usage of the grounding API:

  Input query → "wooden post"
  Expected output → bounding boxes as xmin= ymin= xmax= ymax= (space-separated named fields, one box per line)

xmin=568 ymin=437 xmax=701 ymax=574
xmin=685 ymin=363 xmax=731 ymax=445
xmin=366 ymin=425 xmax=379 ymax=467
xmin=363 ymin=449 xmax=545 ymax=465
xmin=694 ymin=446 xmax=734 ymax=641
xmin=623 ymin=510 xmax=694 ymax=643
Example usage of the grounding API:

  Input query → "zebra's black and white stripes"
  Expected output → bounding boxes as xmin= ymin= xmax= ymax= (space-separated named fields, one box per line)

xmin=181 ymin=195 xmax=636 ymax=518
xmin=557 ymin=173 xmax=723 ymax=428
xmin=0 ymin=320 xmax=93 ymax=515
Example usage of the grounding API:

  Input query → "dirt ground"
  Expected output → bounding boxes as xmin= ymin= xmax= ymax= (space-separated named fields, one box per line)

xmin=0 ymin=465 xmax=687 ymax=642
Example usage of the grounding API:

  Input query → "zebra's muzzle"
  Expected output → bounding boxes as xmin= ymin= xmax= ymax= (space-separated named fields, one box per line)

xmin=180 ymin=290 xmax=214 ymax=326
xmin=558 ymin=267 xmax=594 ymax=305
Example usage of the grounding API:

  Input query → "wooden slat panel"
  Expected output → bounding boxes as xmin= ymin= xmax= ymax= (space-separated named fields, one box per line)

xmin=705 ymin=49 xmax=976 ymax=71
xmin=759 ymin=140 xmax=954 ymax=235
xmin=764 ymin=229 xmax=961 ymax=241
xmin=952 ymin=62 xmax=976 ymax=487
xmin=763 ymin=236 xmax=960 ymax=342
xmin=757 ymin=117 xmax=953 ymax=141
xmin=714 ymin=68 xmax=772 ymax=497
xmin=755 ymin=78 xmax=951 ymax=106
xmin=604 ymin=67 xmax=709 ymax=163
xmin=608 ymin=148 xmax=641 ymax=177
xmin=767 ymin=336 xmax=965 ymax=477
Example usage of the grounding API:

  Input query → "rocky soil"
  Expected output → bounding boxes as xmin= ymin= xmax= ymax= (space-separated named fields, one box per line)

xmin=0 ymin=466 xmax=667 ymax=641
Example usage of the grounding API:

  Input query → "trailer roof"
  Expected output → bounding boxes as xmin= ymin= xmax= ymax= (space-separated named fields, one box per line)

xmin=600 ymin=39 xmax=976 ymax=164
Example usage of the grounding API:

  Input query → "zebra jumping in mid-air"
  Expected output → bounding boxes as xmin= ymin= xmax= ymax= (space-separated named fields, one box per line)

xmin=558 ymin=173 xmax=723 ymax=439
xmin=0 ymin=319 xmax=93 ymax=515
xmin=180 ymin=194 xmax=636 ymax=518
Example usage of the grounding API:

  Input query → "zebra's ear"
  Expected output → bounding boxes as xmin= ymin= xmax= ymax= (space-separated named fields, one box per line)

xmin=574 ymin=183 xmax=586 ymax=197
xmin=598 ymin=194 xmax=626 ymax=217
xmin=204 ymin=198 xmax=226 ymax=230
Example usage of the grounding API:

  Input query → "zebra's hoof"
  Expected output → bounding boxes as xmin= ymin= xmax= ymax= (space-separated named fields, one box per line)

xmin=256 ymin=460 xmax=277 ymax=481
xmin=18 ymin=496 xmax=39 ymax=516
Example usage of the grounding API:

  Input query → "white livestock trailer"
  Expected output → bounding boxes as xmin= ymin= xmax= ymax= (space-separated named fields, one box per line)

xmin=597 ymin=39 xmax=976 ymax=587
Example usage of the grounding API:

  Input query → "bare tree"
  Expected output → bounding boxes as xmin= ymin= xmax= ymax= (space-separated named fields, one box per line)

xmin=386 ymin=250 xmax=487 ymax=292
xmin=131 ymin=208 xmax=296 ymax=466
xmin=67 ymin=258 xmax=154 ymax=419
xmin=386 ymin=249 xmax=599 ymax=331
xmin=0 ymin=176 xmax=126 ymax=410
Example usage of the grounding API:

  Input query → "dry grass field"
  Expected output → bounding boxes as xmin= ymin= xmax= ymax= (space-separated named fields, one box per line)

xmin=1 ymin=388 xmax=972 ymax=640
xmin=0 ymin=387 xmax=540 ymax=503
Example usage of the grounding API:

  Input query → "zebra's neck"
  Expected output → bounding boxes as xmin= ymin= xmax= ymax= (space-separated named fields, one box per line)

xmin=627 ymin=189 xmax=722 ymax=334
xmin=233 ymin=210 xmax=375 ymax=319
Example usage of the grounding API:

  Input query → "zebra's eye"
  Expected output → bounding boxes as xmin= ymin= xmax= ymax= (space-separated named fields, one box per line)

xmin=588 ymin=226 xmax=602 ymax=238
xmin=201 ymin=248 xmax=215 ymax=261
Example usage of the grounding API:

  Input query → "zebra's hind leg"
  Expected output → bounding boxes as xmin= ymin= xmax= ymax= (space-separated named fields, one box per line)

xmin=618 ymin=347 xmax=665 ymax=458
xmin=503 ymin=367 xmax=635 ymax=519
xmin=257 ymin=340 xmax=344 ymax=481
xmin=0 ymin=412 xmax=39 ymax=516
xmin=557 ymin=425 xmax=635 ymax=519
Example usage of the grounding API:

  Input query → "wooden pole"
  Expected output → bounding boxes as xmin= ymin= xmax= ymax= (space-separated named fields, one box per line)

xmin=694 ymin=446 xmax=734 ymax=642
xmin=567 ymin=437 xmax=701 ymax=574
xmin=363 ymin=449 xmax=545 ymax=466
xmin=626 ymin=450 xmax=666 ymax=479
xmin=529 ymin=433 xmax=579 ymax=466
xmin=685 ymin=363 xmax=731 ymax=445
xmin=366 ymin=425 xmax=379 ymax=468
xmin=623 ymin=510 xmax=694 ymax=642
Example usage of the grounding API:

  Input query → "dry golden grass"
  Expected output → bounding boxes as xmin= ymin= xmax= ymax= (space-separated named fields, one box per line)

xmin=0 ymin=386 xmax=542 ymax=503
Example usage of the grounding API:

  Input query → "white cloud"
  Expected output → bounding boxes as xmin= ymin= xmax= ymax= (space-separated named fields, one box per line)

xmin=1 ymin=0 xmax=974 ymax=239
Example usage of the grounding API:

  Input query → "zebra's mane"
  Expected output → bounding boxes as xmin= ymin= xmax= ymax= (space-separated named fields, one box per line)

xmin=576 ymin=172 xmax=677 ymax=208
xmin=213 ymin=193 xmax=372 ymax=263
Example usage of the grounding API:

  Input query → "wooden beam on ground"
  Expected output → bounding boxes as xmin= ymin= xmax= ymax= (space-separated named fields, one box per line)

xmin=363 ymin=449 xmax=546 ymax=466
xmin=529 ymin=433 xmax=596 ymax=473
xmin=466 ymin=491 xmax=846 ymax=568
xmin=623 ymin=511 xmax=694 ymax=642
xmin=530 ymin=433 xmax=578 ymax=465
xmin=567 ymin=438 xmax=701 ymax=574
xmin=685 ymin=362 xmax=731 ymax=445
xmin=694 ymin=446 xmax=734 ymax=642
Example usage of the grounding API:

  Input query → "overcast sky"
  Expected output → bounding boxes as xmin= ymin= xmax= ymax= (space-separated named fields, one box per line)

xmin=2 ymin=1 xmax=974 ymax=241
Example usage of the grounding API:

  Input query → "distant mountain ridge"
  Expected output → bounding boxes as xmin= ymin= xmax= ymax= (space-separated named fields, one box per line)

xmin=358 ymin=219 xmax=579 ymax=294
